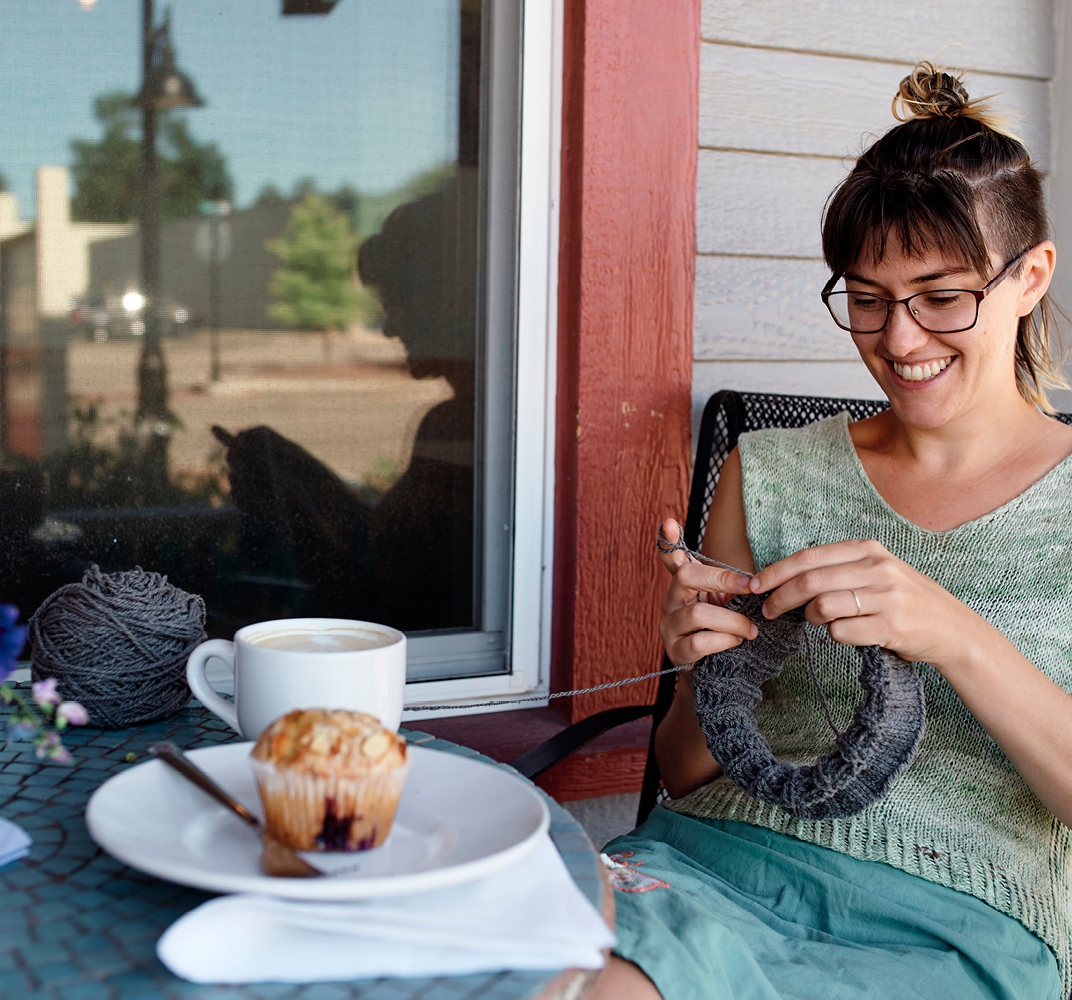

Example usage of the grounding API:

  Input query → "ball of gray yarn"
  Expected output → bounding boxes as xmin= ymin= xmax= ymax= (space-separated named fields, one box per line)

xmin=29 ymin=565 xmax=206 ymax=729
xmin=693 ymin=592 xmax=925 ymax=820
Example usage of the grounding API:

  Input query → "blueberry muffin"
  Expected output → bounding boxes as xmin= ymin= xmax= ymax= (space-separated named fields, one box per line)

xmin=251 ymin=709 xmax=410 ymax=851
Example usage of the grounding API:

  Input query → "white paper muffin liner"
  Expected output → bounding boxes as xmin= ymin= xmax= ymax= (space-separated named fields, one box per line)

xmin=251 ymin=755 xmax=410 ymax=851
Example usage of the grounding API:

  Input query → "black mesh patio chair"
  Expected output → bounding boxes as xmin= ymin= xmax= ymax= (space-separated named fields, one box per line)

xmin=512 ymin=388 xmax=1072 ymax=827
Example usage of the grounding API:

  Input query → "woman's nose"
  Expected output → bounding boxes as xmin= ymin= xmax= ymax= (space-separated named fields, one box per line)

xmin=881 ymin=299 xmax=932 ymax=356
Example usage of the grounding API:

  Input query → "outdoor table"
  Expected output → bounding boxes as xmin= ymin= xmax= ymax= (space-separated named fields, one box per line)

xmin=0 ymin=695 xmax=611 ymax=1000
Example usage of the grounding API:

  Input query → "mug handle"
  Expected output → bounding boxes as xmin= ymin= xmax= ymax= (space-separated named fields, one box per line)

xmin=186 ymin=639 xmax=240 ymax=734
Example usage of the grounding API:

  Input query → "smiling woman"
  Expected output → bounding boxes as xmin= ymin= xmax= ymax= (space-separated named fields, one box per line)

xmin=593 ymin=62 xmax=1072 ymax=1000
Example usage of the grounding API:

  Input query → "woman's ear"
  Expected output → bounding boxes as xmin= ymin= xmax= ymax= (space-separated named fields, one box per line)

xmin=1015 ymin=241 xmax=1057 ymax=317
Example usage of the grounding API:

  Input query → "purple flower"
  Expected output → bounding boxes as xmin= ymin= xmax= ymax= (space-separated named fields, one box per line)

xmin=47 ymin=735 xmax=70 ymax=764
xmin=0 ymin=605 xmax=27 ymax=685
xmin=32 ymin=678 xmax=60 ymax=708
xmin=35 ymin=732 xmax=70 ymax=763
xmin=57 ymin=702 xmax=89 ymax=726
xmin=36 ymin=728 xmax=61 ymax=758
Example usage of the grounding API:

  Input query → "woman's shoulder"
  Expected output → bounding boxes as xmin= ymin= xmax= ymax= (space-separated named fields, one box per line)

xmin=738 ymin=415 xmax=859 ymax=500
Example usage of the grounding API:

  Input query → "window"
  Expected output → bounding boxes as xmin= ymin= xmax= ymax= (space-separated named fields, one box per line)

xmin=0 ymin=0 xmax=559 ymax=702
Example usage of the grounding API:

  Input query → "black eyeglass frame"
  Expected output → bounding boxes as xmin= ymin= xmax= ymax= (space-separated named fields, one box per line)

xmin=820 ymin=248 xmax=1030 ymax=335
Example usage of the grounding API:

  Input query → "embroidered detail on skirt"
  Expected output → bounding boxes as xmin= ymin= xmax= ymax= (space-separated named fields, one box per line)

xmin=600 ymin=851 xmax=670 ymax=893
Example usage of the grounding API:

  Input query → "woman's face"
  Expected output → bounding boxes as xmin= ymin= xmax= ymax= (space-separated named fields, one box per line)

xmin=845 ymin=241 xmax=1052 ymax=429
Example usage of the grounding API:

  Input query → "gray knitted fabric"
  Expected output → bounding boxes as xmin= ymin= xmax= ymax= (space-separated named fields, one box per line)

xmin=693 ymin=592 xmax=925 ymax=820
xmin=669 ymin=413 xmax=1072 ymax=993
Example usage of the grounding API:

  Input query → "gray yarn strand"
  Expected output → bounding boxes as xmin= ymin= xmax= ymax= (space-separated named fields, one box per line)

xmin=402 ymin=663 xmax=692 ymax=712
xmin=29 ymin=566 xmax=206 ymax=729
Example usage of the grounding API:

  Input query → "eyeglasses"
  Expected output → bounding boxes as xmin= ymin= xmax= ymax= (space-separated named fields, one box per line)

xmin=820 ymin=250 xmax=1029 ymax=335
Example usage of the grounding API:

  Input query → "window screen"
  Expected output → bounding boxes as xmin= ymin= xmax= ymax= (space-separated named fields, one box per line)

xmin=0 ymin=0 xmax=520 ymax=681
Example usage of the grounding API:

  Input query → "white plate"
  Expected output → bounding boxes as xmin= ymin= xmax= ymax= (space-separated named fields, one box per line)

xmin=86 ymin=742 xmax=549 ymax=900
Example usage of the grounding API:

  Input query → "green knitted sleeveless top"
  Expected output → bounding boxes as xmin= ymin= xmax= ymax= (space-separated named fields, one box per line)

xmin=668 ymin=413 xmax=1072 ymax=988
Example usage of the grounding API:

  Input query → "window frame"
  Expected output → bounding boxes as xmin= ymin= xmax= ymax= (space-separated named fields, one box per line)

xmin=402 ymin=0 xmax=562 ymax=717
xmin=3 ymin=0 xmax=563 ymax=711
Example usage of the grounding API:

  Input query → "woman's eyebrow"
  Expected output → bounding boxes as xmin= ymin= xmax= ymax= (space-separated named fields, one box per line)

xmin=843 ymin=267 xmax=973 ymax=286
xmin=908 ymin=267 xmax=973 ymax=284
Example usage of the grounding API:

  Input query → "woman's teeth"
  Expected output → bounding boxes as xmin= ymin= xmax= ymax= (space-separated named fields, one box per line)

xmin=892 ymin=357 xmax=952 ymax=382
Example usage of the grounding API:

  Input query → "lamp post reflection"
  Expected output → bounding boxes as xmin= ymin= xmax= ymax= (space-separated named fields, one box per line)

xmin=134 ymin=0 xmax=203 ymax=496
xmin=197 ymin=200 xmax=230 ymax=382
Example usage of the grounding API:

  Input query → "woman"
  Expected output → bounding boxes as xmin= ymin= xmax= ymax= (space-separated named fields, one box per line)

xmin=592 ymin=64 xmax=1072 ymax=1000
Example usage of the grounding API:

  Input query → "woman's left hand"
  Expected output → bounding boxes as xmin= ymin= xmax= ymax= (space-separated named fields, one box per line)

xmin=748 ymin=539 xmax=970 ymax=666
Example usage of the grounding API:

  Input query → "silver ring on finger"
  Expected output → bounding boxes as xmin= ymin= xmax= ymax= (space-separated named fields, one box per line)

xmin=849 ymin=589 xmax=862 ymax=617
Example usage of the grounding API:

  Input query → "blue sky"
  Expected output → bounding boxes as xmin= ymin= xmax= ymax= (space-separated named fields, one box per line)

xmin=1 ymin=0 xmax=460 ymax=218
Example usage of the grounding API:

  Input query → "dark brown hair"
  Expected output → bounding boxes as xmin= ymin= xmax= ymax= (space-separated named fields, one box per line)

xmin=822 ymin=62 xmax=1066 ymax=409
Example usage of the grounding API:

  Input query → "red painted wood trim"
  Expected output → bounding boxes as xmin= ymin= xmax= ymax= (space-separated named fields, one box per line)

xmin=553 ymin=0 xmax=699 ymax=725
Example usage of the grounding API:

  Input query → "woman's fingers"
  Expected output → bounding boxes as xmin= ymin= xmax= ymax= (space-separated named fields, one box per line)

xmin=750 ymin=540 xmax=879 ymax=594
xmin=763 ymin=564 xmax=878 ymax=620
xmin=660 ymin=603 xmax=758 ymax=666
xmin=659 ymin=518 xmax=752 ymax=594
xmin=658 ymin=517 xmax=756 ymax=665
xmin=803 ymin=587 xmax=868 ymax=627
xmin=750 ymin=540 xmax=889 ymax=619
xmin=657 ymin=518 xmax=690 ymax=575
xmin=663 ymin=560 xmax=754 ymax=614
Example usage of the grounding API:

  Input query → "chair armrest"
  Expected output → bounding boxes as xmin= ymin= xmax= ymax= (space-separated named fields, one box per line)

xmin=510 ymin=704 xmax=655 ymax=779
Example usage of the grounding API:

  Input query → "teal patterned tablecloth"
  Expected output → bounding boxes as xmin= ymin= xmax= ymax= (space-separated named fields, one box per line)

xmin=0 ymin=695 xmax=605 ymax=1000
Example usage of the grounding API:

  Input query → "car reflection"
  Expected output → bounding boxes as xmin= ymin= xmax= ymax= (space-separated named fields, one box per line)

xmin=69 ymin=292 xmax=191 ymax=342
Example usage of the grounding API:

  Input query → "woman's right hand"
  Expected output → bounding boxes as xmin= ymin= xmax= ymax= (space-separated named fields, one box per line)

xmin=658 ymin=518 xmax=757 ymax=666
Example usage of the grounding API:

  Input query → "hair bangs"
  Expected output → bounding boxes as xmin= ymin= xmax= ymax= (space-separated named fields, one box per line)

xmin=823 ymin=169 xmax=989 ymax=277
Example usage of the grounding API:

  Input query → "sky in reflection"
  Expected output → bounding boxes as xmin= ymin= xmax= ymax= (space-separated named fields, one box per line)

xmin=2 ymin=0 xmax=460 ymax=215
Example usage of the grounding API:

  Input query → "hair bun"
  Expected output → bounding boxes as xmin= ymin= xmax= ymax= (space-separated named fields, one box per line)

xmin=893 ymin=61 xmax=970 ymax=121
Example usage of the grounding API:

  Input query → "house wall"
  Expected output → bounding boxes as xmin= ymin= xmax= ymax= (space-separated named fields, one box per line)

xmin=1051 ymin=0 xmax=1072 ymax=412
xmin=0 ymin=194 xmax=31 ymax=241
xmin=0 ymin=234 xmax=36 ymax=347
xmin=694 ymin=0 xmax=1060 ymax=428
xmin=0 ymin=232 xmax=41 ymax=458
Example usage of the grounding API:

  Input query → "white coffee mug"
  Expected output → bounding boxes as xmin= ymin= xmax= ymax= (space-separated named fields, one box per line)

xmin=186 ymin=618 xmax=407 ymax=739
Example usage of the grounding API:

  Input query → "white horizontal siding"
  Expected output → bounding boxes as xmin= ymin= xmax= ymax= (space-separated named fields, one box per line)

xmin=694 ymin=256 xmax=854 ymax=360
xmin=700 ymin=45 xmax=1051 ymax=162
xmin=693 ymin=0 xmax=1058 ymax=430
xmin=696 ymin=150 xmax=846 ymax=258
xmin=701 ymin=0 xmax=1055 ymax=79
xmin=1053 ymin=0 xmax=1072 ymax=400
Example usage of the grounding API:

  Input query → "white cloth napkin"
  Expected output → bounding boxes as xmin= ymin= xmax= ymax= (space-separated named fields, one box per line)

xmin=0 ymin=817 xmax=32 ymax=868
xmin=157 ymin=834 xmax=614 ymax=984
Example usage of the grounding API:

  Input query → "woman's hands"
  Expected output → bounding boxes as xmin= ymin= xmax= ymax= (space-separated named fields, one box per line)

xmin=657 ymin=519 xmax=756 ymax=667
xmin=745 ymin=538 xmax=1072 ymax=825
xmin=748 ymin=538 xmax=973 ymax=667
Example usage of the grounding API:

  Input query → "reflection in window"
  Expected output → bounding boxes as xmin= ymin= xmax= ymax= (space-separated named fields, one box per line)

xmin=0 ymin=0 xmax=504 ymax=654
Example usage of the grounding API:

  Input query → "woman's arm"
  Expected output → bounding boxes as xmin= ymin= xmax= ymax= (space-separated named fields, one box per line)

xmin=753 ymin=541 xmax=1072 ymax=827
xmin=654 ymin=449 xmax=757 ymax=799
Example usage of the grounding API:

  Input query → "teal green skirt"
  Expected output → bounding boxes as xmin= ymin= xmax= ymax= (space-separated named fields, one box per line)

xmin=606 ymin=807 xmax=1060 ymax=1000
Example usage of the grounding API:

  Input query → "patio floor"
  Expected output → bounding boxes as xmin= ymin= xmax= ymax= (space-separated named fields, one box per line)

xmin=562 ymin=792 xmax=640 ymax=852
